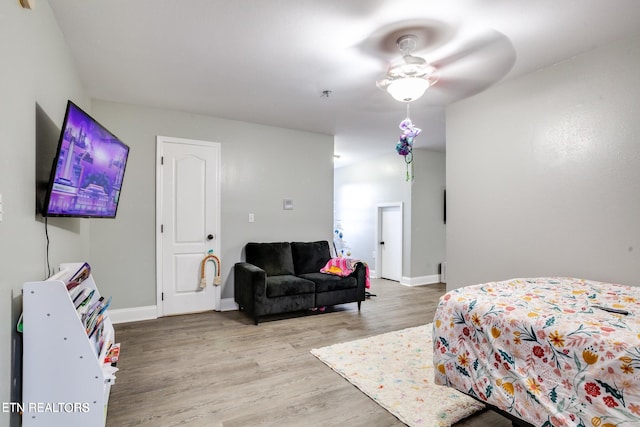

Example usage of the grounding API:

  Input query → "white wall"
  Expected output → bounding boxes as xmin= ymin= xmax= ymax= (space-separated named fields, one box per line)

xmin=334 ymin=148 xmax=445 ymax=284
xmin=90 ymin=101 xmax=335 ymax=306
xmin=409 ymin=150 xmax=446 ymax=278
xmin=446 ymin=33 xmax=640 ymax=291
xmin=334 ymin=152 xmax=411 ymax=272
xmin=0 ymin=3 xmax=334 ymax=420
xmin=0 ymin=2 xmax=89 ymax=425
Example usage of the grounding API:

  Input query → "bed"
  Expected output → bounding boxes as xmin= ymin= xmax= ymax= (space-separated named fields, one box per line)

xmin=432 ymin=277 xmax=640 ymax=427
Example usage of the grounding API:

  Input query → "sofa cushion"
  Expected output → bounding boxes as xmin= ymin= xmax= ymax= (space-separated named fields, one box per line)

xmin=290 ymin=241 xmax=331 ymax=275
xmin=266 ymin=275 xmax=315 ymax=298
xmin=298 ymin=272 xmax=357 ymax=293
xmin=246 ymin=242 xmax=295 ymax=276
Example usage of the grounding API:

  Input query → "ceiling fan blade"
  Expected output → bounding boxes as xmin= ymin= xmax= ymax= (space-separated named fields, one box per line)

xmin=422 ymin=77 xmax=493 ymax=105
xmin=421 ymin=29 xmax=516 ymax=104
xmin=429 ymin=28 xmax=515 ymax=73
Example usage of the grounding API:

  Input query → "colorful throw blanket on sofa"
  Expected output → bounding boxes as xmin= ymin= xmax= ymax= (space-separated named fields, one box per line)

xmin=321 ymin=258 xmax=370 ymax=289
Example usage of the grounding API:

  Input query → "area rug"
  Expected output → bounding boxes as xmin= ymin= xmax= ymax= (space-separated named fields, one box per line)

xmin=310 ymin=324 xmax=485 ymax=427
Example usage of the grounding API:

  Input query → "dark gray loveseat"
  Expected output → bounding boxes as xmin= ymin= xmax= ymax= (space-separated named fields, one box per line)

xmin=234 ymin=241 xmax=366 ymax=324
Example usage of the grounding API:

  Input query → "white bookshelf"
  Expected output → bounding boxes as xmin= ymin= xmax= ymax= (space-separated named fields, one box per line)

xmin=22 ymin=263 xmax=117 ymax=427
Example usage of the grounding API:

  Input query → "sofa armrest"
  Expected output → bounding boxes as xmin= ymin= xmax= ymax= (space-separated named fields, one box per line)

xmin=235 ymin=262 xmax=267 ymax=296
xmin=352 ymin=262 xmax=368 ymax=297
xmin=234 ymin=262 xmax=267 ymax=300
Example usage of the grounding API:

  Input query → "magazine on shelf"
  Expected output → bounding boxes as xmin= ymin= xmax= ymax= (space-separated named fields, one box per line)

xmin=104 ymin=343 xmax=120 ymax=364
xmin=75 ymin=289 xmax=95 ymax=311
xmin=71 ymin=287 xmax=88 ymax=306
xmin=83 ymin=302 xmax=102 ymax=331
xmin=66 ymin=262 xmax=91 ymax=290
xmin=82 ymin=297 xmax=103 ymax=321
xmin=98 ymin=328 xmax=114 ymax=363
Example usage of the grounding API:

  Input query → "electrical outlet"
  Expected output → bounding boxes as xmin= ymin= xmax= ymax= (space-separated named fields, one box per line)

xmin=248 ymin=213 xmax=254 ymax=223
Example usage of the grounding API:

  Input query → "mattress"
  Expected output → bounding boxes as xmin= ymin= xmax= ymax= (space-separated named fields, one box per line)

xmin=433 ymin=277 xmax=640 ymax=427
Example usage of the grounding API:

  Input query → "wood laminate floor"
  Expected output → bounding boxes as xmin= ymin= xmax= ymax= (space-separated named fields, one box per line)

xmin=107 ymin=279 xmax=513 ymax=427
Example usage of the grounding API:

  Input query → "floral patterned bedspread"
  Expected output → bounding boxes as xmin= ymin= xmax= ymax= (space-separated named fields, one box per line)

xmin=432 ymin=277 xmax=640 ymax=427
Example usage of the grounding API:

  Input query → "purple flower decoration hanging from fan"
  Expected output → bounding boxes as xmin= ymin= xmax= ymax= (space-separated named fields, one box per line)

xmin=396 ymin=117 xmax=421 ymax=181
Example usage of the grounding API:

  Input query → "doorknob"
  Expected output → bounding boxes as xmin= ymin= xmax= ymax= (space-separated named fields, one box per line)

xmin=379 ymin=241 xmax=385 ymax=245
xmin=207 ymin=234 xmax=215 ymax=241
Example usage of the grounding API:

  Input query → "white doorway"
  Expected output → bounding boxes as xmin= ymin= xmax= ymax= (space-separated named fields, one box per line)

xmin=156 ymin=136 xmax=221 ymax=316
xmin=376 ymin=203 xmax=403 ymax=281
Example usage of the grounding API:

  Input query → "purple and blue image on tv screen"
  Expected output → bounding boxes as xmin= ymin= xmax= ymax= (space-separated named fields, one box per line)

xmin=45 ymin=102 xmax=129 ymax=217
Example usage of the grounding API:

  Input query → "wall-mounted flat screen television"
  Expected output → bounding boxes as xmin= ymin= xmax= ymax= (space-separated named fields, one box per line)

xmin=41 ymin=101 xmax=129 ymax=218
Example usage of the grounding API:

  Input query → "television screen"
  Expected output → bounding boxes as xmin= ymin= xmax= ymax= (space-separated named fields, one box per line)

xmin=42 ymin=101 xmax=129 ymax=218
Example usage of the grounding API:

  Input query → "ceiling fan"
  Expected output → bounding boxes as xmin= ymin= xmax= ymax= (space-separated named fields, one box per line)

xmin=366 ymin=20 xmax=516 ymax=106
xmin=376 ymin=34 xmax=438 ymax=102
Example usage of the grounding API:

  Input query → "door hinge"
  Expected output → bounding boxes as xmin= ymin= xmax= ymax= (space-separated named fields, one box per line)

xmin=161 ymin=292 xmax=164 ymax=301
xmin=161 ymin=156 xmax=164 ymax=165
xmin=161 ymin=224 xmax=164 ymax=233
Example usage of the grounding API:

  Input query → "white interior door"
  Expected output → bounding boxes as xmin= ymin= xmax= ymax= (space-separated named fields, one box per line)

xmin=156 ymin=136 xmax=221 ymax=316
xmin=379 ymin=204 xmax=402 ymax=281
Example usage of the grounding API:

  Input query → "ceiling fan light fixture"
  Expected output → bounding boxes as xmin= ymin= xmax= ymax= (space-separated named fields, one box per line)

xmin=386 ymin=77 xmax=430 ymax=102
xmin=377 ymin=34 xmax=437 ymax=103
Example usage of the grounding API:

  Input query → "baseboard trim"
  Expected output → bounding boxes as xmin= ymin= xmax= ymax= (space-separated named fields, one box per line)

xmin=110 ymin=300 xmax=239 ymax=324
xmin=370 ymin=271 xmax=440 ymax=286
xmin=220 ymin=298 xmax=238 ymax=311
xmin=400 ymin=274 xmax=441 ymax=287
xmin=109 ymin=305 xmax=158 ymax=324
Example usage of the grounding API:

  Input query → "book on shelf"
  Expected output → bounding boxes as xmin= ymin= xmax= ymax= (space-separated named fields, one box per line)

xmin=97 ymin=296 xmax=112 ymax=316
xmin=75 ymin=289 xmax=95 ymax=311
xmin=83 ymin=297 xmax=104 ymax=321
xmin=85 ymin=297 xmax=111 ymax=331
xmin=66 ymin=280 xmax=81 ymax=292
xmin=82 ymin=297 xmax=103 ymax=321
xmin=64 ymin=275 xmax=115 ymax=359
xmin=104 ymin=343 xmax=120 ymax=364
xmin=37 ymin=263 xmax=116 ymax=359
xmin=98 ymin=328 xmax=114 ymax=363
xmin=87 ymin=314 xmax=104 ymax=338
xmin=66 ymin=262 xmax=91 ymax=290
xmin=94 ymin=322 xmax=105 ymax=353
xmin=17 ymin=263 xmax=93 ymax=333
xmin=71 ymin=286 xmax=90 ymax=307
